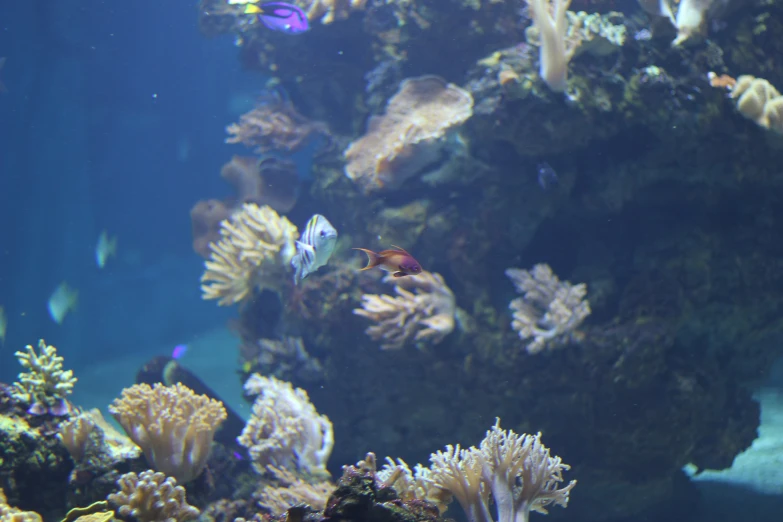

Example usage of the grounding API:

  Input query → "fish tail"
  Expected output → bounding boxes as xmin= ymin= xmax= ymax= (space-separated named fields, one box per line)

xmin=291 ymin=254 xmax=303 ymax=285
xmin=244 ymin=4 xmax=263 ymax=14
xmin=353 ymin=248 xmax=381 ymax=271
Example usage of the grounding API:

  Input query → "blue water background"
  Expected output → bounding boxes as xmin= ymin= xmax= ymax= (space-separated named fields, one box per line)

xmin=0 ymin=1 xmax=269 ymax=380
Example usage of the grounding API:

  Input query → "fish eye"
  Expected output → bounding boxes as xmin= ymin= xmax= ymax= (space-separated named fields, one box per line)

xmin=320 ymin=231 xmax=326 ymax=237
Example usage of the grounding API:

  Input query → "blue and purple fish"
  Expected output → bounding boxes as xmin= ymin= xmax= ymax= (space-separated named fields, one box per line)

xmin=245 ymin=2 xmax=309 ymax=34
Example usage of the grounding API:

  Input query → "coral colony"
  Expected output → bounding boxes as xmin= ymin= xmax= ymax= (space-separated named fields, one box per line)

xmin=4 ymin=0 xmax=783 ymax=519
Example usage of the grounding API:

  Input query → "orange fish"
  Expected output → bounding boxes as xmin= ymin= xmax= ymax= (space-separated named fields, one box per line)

xmin=354 ymin=245 xmax=422 ymax=278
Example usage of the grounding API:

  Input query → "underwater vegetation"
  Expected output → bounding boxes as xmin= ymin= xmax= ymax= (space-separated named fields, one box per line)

xmin=7 ymin=0 xmax=783 ymax=520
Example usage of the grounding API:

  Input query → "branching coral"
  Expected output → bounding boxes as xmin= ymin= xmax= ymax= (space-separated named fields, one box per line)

xmin=226 ymin=97 xmax=329 ymax=154
xmin=344 ymin=76 xmax=474 ymax=193
xmin=200 ymin=203 xmax=298 ymax=305
xmin=11 ymin=339 xmax=77 ymax=416
xmin=524 ymin=0 xmax=577 ymax=92
xmin=108 ymin=470 xmax=199 ymax=522
xmin=238 ymin=374 xmax=333 ymax=475
xmin=108 ymin=383 xmax=227 ymax=483
xmin=0 ymin=488 xmax=42 ymax=522
xmin=525 ymin=11 xmax=626 ymax=59
xmin=354 ymin=271 xmax=456 ymax=350
xmin=729 ymin=75 xmax=783 ymax=134
xmin=637 ymin=0 xmax=720 ymax=45
xmin=428 ymin=420 xmax=576 ymax=522
xmin=255 ymin=466 xmax=335 ymax=515
xmin=376 ymin=457 xmax=453 ymax=513
xmin=505 ymin=264 xmax=590 ymax=354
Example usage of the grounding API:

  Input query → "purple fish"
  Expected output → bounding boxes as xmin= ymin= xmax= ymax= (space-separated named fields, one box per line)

xmin=245 ymin=2 xmax=309 ymax=34
xmin=172 ymin=344 xmax=188 ymax=360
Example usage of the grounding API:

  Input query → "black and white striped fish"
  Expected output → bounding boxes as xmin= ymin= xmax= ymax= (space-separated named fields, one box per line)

xmin=292 ymin=214 xmax=338 ymax=284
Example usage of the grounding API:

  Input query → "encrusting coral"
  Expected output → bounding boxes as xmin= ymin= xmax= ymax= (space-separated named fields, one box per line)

xmin=354 ymin=271 xmax=456 ymax=350
xmin=238 ymin=374 xmax=333 ymax=475
xmin=200 ymin=202 xmax=298 ymax=305
xmin=506 ymin=264 xmax=590 ymax=354
xmin=729 ymin=75 xmax=783 ymax=134
xmin=11 ymin=339 xmax=77 ymax=416
xmin=428 ymin=420 xmax=575 ymax=522
xmin=107 ymin=470 xmax=199 ymax=522
xmin=108 ymin=383 xmax=227 ymax=483
xmin=344 ymin=76 xmax=474 ymax=193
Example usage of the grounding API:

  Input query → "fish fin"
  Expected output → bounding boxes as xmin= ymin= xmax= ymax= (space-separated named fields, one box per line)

xmin=353 ymin=248 xmax=381 ymax=270
xmin=244 ymin=4 xmax=263 ymax=14
xmin=296 ymin=240 xmax=315 ymax=254
xmin=392 ymin=271 xmax=407 ymax=277
xmin=390 ymin=244 xmax=411 ymax=255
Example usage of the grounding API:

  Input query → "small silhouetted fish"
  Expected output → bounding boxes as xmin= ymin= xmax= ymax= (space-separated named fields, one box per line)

xmin=172 ymin=344 xmax=188 ymax=360
xmin=537 ymin=162 xmax=558 ymax=189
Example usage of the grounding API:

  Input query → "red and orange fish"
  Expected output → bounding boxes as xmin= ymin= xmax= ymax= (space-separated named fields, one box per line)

xmin=354 ymin=245 xmax=422 ymax=278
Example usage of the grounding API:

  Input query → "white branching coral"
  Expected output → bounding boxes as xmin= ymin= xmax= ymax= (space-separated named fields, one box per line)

xmin=377 ymin=457 xmax=453 ymax=514
xmin=201 ymin=203 xmax=298 ymax=306
xmin=11 ymin=339 xmax=77 ymax=415
xmin=239 ymin=374 xmax=334 ymax=475
xmin=637 ymin=0 xmax=722 ymax=46
xmin=505 ymin=264 xmax=590 ymax=354
xmin=428 ymin=420 xmax=576 ymax=522
xmin=524 ymin=0 xmax=577 ymax=92
xmin=354 ymin=271 xmax=456 ymax=350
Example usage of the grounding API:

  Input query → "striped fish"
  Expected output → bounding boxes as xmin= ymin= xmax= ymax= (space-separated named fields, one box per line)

xmin=292 ymin=214 xmax=338 ymax=284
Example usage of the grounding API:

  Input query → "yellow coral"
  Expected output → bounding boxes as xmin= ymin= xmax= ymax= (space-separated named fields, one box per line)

xmin=108 ymin=470 xmax=199 ymax=522
xmin=0 ymin=489 xmax=42 ymax=522
xmin=109 ymin=383 xmax=227 ymax=483
xmin=730 ymin=75 xmax=783 ymax=134
xmin=354 ymin=271 xmax=456 ymax=350
xmin=344 ymin=76 xmax=473 ymax=193
xmin=11 ymin=339 xmax=76 ymax=412
xmin=201 ymin=203 xmax=298 ymax=305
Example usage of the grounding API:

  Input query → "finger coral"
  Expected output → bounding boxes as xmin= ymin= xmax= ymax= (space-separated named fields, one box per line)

xmin=0 ymin=488 xmax=42 ymax=522
xmin=344 ymin=76 xmax=473 ymax=193
xmin=108 ymin=383 xmax=227 ymax=483
xmin=376 ymin=456 xmax=453 ymax=514
xmin=505 ymin=264 xmax=590 ymax=354
xmin=11 ymin=339 xmax=77 ymax=416
xmin=200 ymin=203 xmax=298 ymax=305
xmin=428 ymin=420 xmax=576 ymax=522
xmin=226 ymin=98 xmax=329 ymax=154
xmin=238 ymin=374 xmax=333 ymax=475
xmin=729 ymin=75 xmax=783 ymax=134
xmin=108 ymin=470 xmax=199 ymax=522
xmin=524 ymin=11 xmax=626 ymax=60
xmin=524 ymin=0 xmax=576 ymax=92
xmin=354 ymin=271 xmax=456 ymax=350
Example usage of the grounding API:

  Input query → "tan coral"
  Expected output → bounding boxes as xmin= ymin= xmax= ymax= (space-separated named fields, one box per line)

xmin=239 ymin=374 xmax=333 ymax=475
xmin=505 ymin=264 xmax=590 ymax=354
xmin=11 ymin=339 xmax=77 ymax=413
xmin=354 ymin=271 xmax=456 ymax=350
xmin=200 ymin=203 xmax=298 ymax=305
xmin=344 ymin=76 xmax=473 ymax=193
xmin=377 ymin=457 xmax=453 ymax=514
xmin=58 ymin=409 xmax=141 ymax=464
xmin=730 ymin=75 xmax=783 ymax=134
xmin=256 ymin=466 xmax=335 ymax=516
xmin=108 ymin=470 xmax=199 ymax=522
xmin=226 ymin=98 xmax=328 ymax=154
xmin=0 ymin=488 xmax=43 ymax=522
xmin=109 ymin=383 xmax=227 ymax=483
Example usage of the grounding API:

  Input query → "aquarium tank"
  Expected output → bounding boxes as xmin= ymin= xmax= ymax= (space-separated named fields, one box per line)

xmin=1 ymin=0 xmax=783 ymax=521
